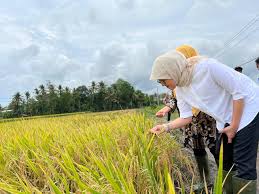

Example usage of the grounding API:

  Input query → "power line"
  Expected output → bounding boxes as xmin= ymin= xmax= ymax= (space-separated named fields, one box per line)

xmin=216 ymin=28 xmax=259 ymax=58
xmin=214 ymin=14 xmax=259 ymax=58
xmin=214 ymin=26 xmax=258 ymax=58
xmin=214 ymin=14 xmax=259 ymax=57
xmin=223 ymin=15 xmax=258 ymax=46
xmin=239 ymin=57 xmax=258 ymax=67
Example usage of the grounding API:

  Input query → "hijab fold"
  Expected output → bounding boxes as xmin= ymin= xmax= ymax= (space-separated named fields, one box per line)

xmin=150 ymin=50 xmax=206 ymax=87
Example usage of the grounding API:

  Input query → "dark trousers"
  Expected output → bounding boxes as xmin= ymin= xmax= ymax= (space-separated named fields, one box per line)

xmin=193 ymin=146 xmax=217 ymax=160
xmin=215 ymin=113 xmax=259 ymax=180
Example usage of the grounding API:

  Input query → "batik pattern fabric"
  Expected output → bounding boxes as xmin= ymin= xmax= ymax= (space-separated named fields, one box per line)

xmin=163 ymin=93 xmax=216 ymax=149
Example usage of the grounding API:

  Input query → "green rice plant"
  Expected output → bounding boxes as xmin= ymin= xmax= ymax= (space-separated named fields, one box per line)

xmin=214 ymin=139 xmax=223 ymax=194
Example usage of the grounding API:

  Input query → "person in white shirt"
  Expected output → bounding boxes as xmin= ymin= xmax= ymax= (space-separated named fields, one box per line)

xmin=256 ymin=57 xmax=259 ymax=84
xmin=256 ymin=57 xmax=259 ymax=70
xmin=150 ymin=50 xmax=259 ymax=194
xmin=234 ymin=66 xmax=243 ymax=73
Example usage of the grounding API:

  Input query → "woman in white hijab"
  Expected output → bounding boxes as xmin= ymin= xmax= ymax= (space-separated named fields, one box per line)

xmin=150 ymin=50 xmax=259 ymax=194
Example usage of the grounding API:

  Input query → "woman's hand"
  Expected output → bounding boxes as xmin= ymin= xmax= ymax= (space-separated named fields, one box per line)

xmin=222 ymin=125 xmax=238 ymax=143
xmin=149 ymin=125 xmax=165 ymax=135
xmin=156 ymin=106 xmax=171 ymax=117
xmin=150 ymin=117 xmax=192 ymax=136
xmin=222 ymin=99 xmax=244 ymax=143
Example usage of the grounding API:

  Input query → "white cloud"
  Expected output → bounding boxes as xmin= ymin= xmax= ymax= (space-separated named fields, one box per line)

xmin=0 ymin=0 xmax=258 ymax=106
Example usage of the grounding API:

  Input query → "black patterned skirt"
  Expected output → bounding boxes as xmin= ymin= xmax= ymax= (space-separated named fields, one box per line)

xmin=164 ymin=95 xmax=217 ymax=150
xmin=183 ymin=112 xmax=216 ymax=150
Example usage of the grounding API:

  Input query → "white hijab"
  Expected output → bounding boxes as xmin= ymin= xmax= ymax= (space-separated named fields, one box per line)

xmin=150 ymin=50 xmax=206 ymax=87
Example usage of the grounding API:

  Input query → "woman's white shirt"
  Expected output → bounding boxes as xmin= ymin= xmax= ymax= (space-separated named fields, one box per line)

xmin=176 ymin=59 xmax=259 ymax=132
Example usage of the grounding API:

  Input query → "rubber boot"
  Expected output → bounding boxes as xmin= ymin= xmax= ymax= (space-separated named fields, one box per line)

xmin=232 ymin=176 xmax=256 ymax=194
xmin=223 ymin=170 xmax=235 ymax=194
xmin=193 ymin=155 xmax=211 ymax=193
xmin=195 ymin=154 xmax=210 ymax=184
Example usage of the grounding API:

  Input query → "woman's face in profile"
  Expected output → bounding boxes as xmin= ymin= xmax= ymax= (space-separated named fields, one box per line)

xmin=158 ymin=79 xmax=176 ymax=90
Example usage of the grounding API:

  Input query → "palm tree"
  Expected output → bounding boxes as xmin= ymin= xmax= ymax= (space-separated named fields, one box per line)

xmin=25 ymin=91 xmax=30 ymax=102
xmin=96 ymin=81 xmax=107 ymax=111
xmin=35 ymin=88 xmax=39 ymax=96
xmin=58 ymin=85 xmax=63 ymax=96
xmin=90 ymin=81 xmax=96 ymax=93
xmin=14 ymin=92 xmax=22 ymax=106
xmin=10 ymin=92 xmax=23 ymax=116
xmin=47 ymin=83 xmax=58 ymax=114
xmin=90 ymin=81 xmax=97 ymax=110
xmin=25 ymin=91 xmax=30 ymax=115
xmin=38 ymin=85 xmax=48 ymax=114
xmin=39 ymin=85 xmax=46 ymax=96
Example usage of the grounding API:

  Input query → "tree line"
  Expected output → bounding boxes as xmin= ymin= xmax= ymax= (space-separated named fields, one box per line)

xmin=0 ymin=79 xmax=159 ymax=118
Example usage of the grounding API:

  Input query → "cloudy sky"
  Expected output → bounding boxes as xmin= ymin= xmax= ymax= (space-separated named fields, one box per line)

xmin=0 ymin=0 xmax=258 ymax=106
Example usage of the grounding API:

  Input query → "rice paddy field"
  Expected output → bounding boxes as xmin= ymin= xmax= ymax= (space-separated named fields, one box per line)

xmin=0 ymin=108 xmax=200 ymax=194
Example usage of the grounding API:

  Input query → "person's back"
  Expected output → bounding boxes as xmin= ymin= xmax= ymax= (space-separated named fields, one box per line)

xmin=176 ymin=58 xmax=259 ymax=132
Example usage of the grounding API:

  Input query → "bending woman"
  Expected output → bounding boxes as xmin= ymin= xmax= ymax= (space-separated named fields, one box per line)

xmin=150 ymin=50 xmax=259 ymax=194
xmin=156 ymin=45 xmax=217 ymax=189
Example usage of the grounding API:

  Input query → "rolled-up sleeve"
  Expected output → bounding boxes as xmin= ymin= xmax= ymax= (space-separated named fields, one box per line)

xmin=208 ymin=60 xmax=246 ymax=100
